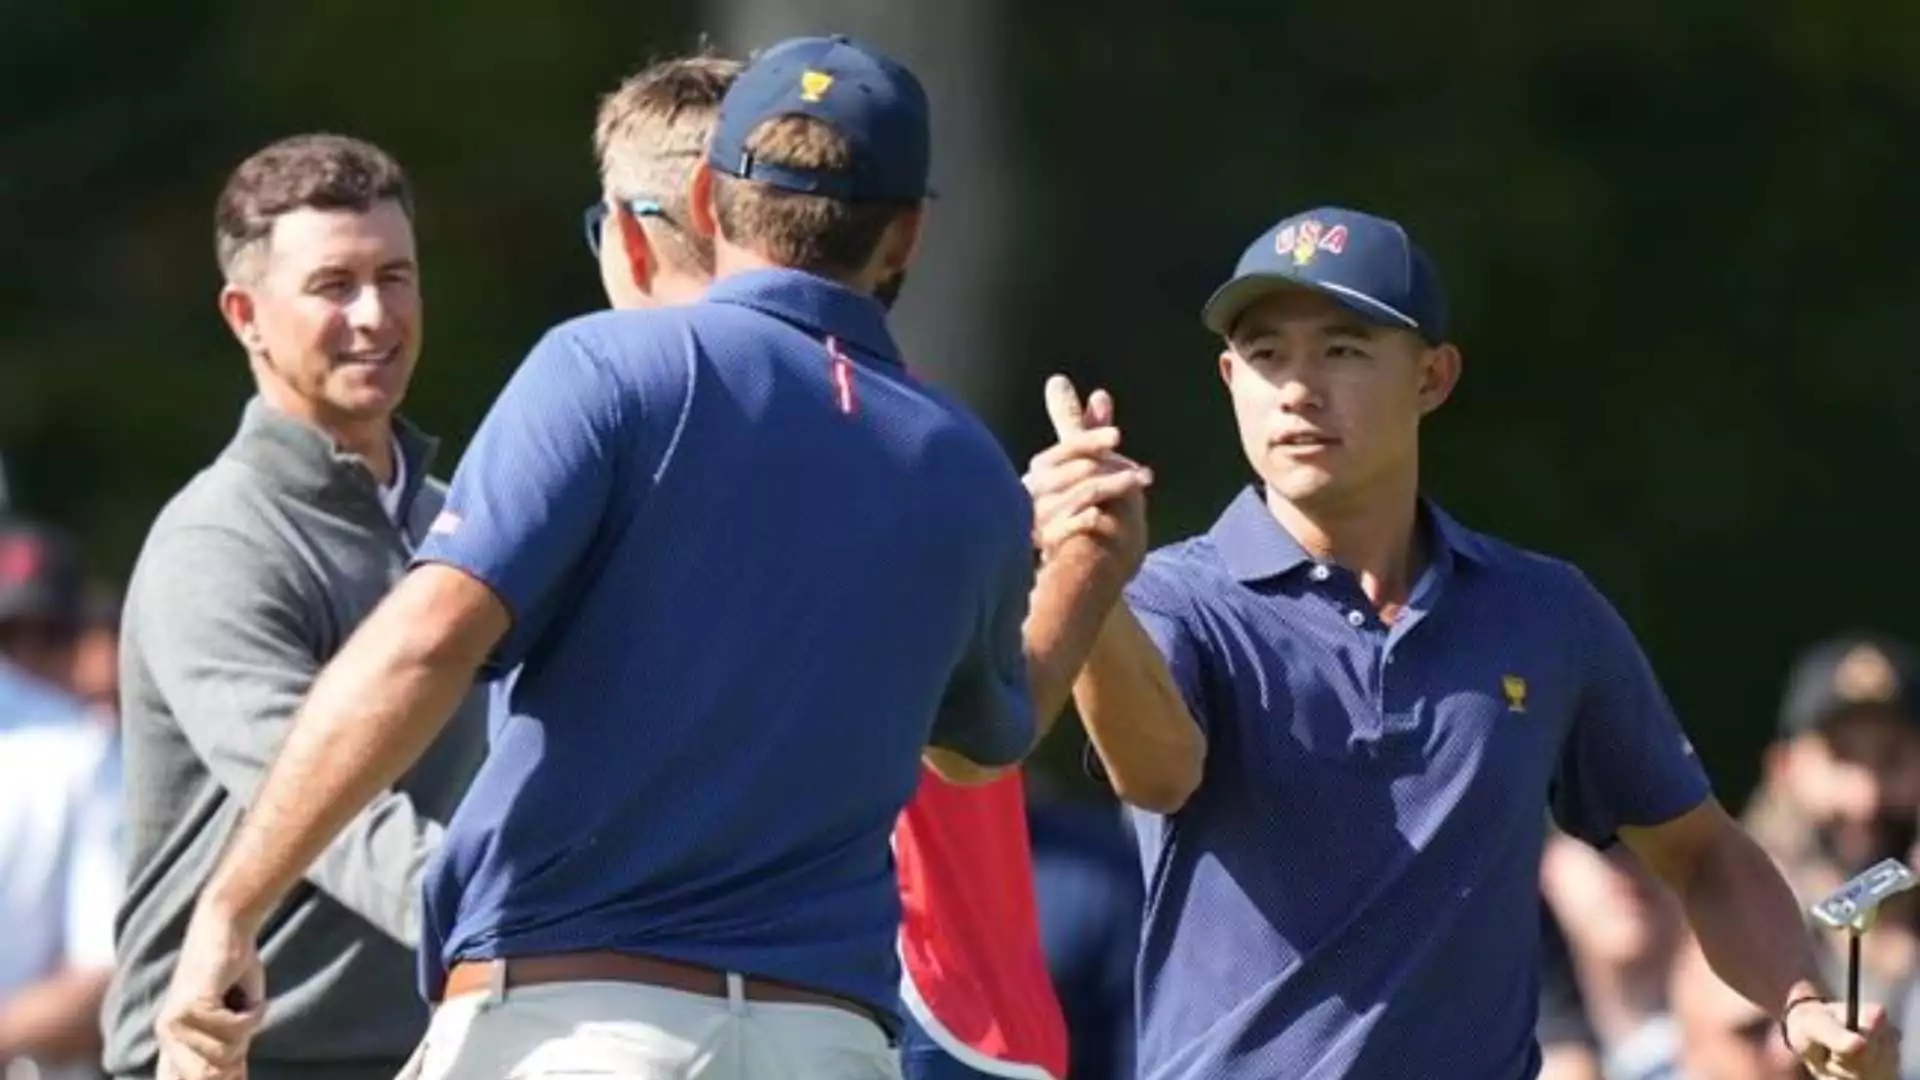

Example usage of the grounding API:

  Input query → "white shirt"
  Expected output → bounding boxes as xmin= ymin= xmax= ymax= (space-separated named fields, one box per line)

xmin=0 ymin=663 xmax=120 ymax=998
xmin=378 ymin=433 xmax=407 ymax=523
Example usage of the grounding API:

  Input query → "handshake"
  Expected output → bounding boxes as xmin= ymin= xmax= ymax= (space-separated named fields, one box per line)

xmin=1021 ymin=374 xmax=1155 ymax=575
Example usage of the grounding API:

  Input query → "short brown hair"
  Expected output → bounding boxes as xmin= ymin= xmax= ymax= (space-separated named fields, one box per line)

xmin=712 ymin=116 xmax=912 ymax=279
xmin=214 ymin=134 xmax=412 ymax=282
xmin=594 ymin=53 xmax=742 ymax=274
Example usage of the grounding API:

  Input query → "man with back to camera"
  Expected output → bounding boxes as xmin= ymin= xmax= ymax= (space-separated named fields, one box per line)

xmin=1021 ymin=205 xmax=1902 ymax=1079
xmin=105 ymin=133 xmax=490 ymax=1080
xmin=154 ymin=34 xmax=1147 ymax=1080
xmin=581 ymin=49 xmax=1076 ymax=1080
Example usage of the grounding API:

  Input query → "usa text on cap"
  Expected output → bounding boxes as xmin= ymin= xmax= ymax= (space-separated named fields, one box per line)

xmin=709 ymin=34 xmax=932 ymax=204
xmin=1200 ymin=206 xmax=1448 ymax=344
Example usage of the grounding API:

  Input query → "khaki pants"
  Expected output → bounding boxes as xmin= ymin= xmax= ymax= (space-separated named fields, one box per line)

xmin=400 ymin=971 xmax=903 ymax=1080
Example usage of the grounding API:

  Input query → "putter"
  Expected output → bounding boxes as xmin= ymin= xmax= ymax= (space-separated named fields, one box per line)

xmin=1809 ymin=856 xmax=1919 ymax=1031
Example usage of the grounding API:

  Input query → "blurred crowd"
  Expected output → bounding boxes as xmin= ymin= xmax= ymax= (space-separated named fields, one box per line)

xmin=1537 ymin=634 xmax=1920 ymax=1080
xmin=4 ymin=496 xmax=1919 ymax=1080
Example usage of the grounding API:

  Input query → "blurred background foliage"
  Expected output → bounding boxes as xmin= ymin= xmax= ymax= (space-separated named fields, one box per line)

xmin=8 ymin=0 xmax=1920 ymax=801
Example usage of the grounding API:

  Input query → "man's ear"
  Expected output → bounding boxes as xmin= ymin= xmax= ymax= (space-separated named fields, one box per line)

xmin=614 ymin=209 xmax=653 ymax=293
xmin=688 ymin=162 xmax=720 ymax=241
xmin=1417 ymin=342 xmax=1463 ymax=417
xmin=1762 ymin=739 xmax=1796 ymax=787
xmin=218 ymin=284 xmax=260 ymax=355
xmin=884 ymin=202 xmax=926 ymax=276
xmin=1217 ymin=348 xmax=1239 ymax=394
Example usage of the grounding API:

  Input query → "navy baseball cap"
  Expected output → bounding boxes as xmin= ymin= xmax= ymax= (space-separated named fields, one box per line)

xmin=1200 ymin=207 xmax=1448 ymax=344
xmin=708 ymin=34 xmax=932 ymax=204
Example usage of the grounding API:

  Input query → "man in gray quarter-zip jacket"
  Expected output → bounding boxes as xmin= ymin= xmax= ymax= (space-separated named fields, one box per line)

xmin=102 ymin=133 xmax=488 ymax=1080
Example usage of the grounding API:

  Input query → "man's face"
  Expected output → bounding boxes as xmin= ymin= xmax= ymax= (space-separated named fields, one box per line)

xmin=1218 ymin=288 xmax=1453 ymax=512
xmin=226 ymin=201 xmax=421 ymax=425
xmin=1783 ymin=709 xmax=1920 ymax=872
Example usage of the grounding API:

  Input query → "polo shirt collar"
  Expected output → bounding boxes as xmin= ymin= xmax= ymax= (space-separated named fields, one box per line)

xmin=1424 ymin=499 xmax=1496 ymax=567
xmin=1208 ymin=484 xmax=1493 ymax=584
xmin=226 ymin=396 xmax=439 ymax=521
xmin=704 ymin=268 xmax=902 ymax=368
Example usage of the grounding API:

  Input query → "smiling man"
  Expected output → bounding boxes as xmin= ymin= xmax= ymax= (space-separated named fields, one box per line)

xmin=103 ymin=133 xmax=490 ymax=1080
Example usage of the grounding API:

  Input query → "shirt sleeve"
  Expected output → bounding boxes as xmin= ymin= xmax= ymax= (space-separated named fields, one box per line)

xmin=412 ymin=327 xmax=639 ymax=677
xmin=131 ymin=525 xmax=450 ymax=947
xmin=927 ymin=490 xmax=1038 ymax=769
xmin=1124 ymin=568 xmax=1211 ymax=733
xmin=1083 ymin=562 xmax=1211 ymax=784
xmin=1549 ymin=571 xmax=1712 ymax=847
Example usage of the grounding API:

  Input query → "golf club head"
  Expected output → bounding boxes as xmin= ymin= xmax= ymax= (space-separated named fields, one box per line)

xmin=1811 ymin=857 xmax=1920 ymax=931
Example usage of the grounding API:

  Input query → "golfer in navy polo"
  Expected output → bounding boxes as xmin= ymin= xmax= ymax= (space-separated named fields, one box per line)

xmin=1024 ymin=207 xmax=1901 ymax=1080
xmin=153 ymin=35 xmax=1139 ymax=1080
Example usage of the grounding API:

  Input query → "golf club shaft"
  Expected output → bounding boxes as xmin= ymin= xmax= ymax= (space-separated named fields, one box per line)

xmin=1848 ymin=929 xmax=1862 ymax=1032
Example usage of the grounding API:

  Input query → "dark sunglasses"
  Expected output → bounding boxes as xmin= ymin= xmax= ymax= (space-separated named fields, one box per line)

xmin=583 ymin=198 xmax=668 ymax=258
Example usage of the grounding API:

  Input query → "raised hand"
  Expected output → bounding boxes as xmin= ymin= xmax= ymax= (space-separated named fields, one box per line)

xmin=1023 ymin=374 xmax=1152 ymax=574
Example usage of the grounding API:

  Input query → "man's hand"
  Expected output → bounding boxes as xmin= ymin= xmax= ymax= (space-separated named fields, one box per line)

xmin=155 ymin=905 xmax=264 ymax=1080
xmin=1784 ymin=995 xmax=1900 ymax=1079
xmin=1023 ymin=374 xmax=1151 ymax=573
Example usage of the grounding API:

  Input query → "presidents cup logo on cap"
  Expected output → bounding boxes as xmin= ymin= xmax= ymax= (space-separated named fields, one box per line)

xmin=709 ymin=34 xmax=933 ymax=204
xmin=799 ymin=70 xmax=833 ymax=102
xmin=1277 ymin=220 xmax=1349 ymax=268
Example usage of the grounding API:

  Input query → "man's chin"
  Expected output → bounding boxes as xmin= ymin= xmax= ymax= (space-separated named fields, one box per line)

xmin=1263 ymin=464 xmax=1343 ymax=506
xmin=330 ymin=372 xmax=412 ymax=418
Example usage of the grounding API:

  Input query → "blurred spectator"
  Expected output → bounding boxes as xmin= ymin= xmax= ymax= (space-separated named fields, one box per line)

xmin=1741 ymin=633 xmax=1920 ymax=1078
xmin=1541 ymin=830 xmax=1686 ymax=1080
xmin=1746 ymin=634 xmax=1920 ymax=901
xmin=1669 ymin=933 xmax=1808 ymax=1080
xmin=0 ymin=519 xmax=85 ymax=690
xmin=1539 ymin=899 xmax=1605 ymax=1080
xmin=0 ymin=516 xmax=119 ymax=1080
xmin=1025 ymin=785 xmax=1141 ymax=1080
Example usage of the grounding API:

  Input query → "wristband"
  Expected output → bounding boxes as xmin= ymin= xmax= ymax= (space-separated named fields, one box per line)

xmin=1778 ymin=994 xmax=1825 ymax=1054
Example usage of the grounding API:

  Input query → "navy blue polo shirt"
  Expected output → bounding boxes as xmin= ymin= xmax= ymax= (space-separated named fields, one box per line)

xmin=410 ymin=268 xmax=1037 ymax=1025
xmin=1116 ymin=486 xmax=1710 ymax=1080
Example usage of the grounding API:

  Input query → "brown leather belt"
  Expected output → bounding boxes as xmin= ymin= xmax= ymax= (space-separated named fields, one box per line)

xmin=441 ymin=951 xmax=882 ymax=1028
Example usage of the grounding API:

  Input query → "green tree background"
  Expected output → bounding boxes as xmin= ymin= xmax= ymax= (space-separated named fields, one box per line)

xmin=8 ymin=2 xmax=1920 ymax=802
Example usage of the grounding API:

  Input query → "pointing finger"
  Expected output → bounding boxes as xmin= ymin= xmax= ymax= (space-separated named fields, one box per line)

xmin=1044 ymin=375 xmax=1087 ymax=439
